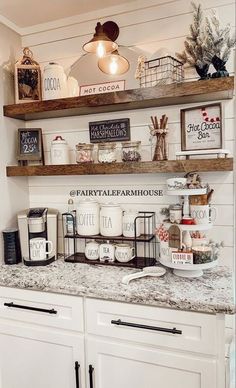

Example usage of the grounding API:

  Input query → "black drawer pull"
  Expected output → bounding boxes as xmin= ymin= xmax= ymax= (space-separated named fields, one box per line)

xmin=4 ymin=302 xmax=57 ymax=315
xmin=89 ymin=364 xmax=94 ymax=388
xmin=111 ymin=319 xmax=182 ymax=335
xmin=75 ymin=361 xmax=80 ymax=388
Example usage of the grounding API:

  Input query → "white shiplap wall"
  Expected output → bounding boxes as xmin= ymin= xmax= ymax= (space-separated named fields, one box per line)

xmin=21 ymin=0 xmax=235 ymax=270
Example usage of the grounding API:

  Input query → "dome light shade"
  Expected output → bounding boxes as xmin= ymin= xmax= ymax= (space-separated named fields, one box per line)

xmin=98 ymin=50 xmax=130 ymax=75
xmin=83 ymin=22 xmax=118 ymax=57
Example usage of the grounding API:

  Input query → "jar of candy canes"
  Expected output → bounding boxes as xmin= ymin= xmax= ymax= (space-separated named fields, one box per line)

xmin=76 ymin=143 xmax=94 ymax=163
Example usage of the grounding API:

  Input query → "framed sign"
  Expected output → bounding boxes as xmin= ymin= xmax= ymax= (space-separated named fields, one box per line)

xmin=80 ymin=80 xmax=125 ymax=96
xmin=89 ymin=118 xmax=130 ymax=143
xmin=181 ymin=103 xmax=223 ymax=151
xmin=17 ymin=128 xmax=44 ymax=165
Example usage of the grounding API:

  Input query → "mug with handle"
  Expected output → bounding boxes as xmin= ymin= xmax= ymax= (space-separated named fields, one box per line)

xmin=30 ymin=237 xmax=53 ymax=261
xmin=190 ymin=205 xmax=217 ymax=225
xmin=115 ymin=243 xmax=135 ymax=263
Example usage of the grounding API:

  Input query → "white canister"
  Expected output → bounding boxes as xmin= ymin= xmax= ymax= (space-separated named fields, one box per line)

xmin=50 ymin=136 xmax=70 ymax=165
xmin=85 ymin=241 xmax=99 ymax=260
xmin=99 ymin=241 xmax=115 ymax=262
xmin=43 ymin=62 xmax=67 ymax=100
xmin=77 ymin=199 xmax=100 ymax=236
xmin=122 ymin=211 xmax=141 ymax=238
xmin=100 ymin=203 xmax=123 ymax=237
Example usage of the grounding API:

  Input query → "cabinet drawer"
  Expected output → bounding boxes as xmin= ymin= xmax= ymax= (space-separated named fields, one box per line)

xmin=0 ymin=287 xmax=83 ymax=332
xmin=86 ymin=298 xmax=218 ymax=355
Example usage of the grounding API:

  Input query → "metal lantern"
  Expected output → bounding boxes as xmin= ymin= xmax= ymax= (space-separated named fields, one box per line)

xmin=15 ymin=47 xmax=42 ymax=103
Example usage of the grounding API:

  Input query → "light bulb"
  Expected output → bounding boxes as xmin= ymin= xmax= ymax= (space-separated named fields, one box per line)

xmin=109 ymin=57 xmax=118 ymax=75
xmin=96 ymin=42 xmax=106 ymax=58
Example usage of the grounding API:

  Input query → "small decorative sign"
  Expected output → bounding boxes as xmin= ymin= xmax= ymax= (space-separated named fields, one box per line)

xmin=172 ymin=251 xmax=193 ymax=265
xmin=168 ymin=225 xmax=181 ymax=249
xmin=17 ymin=128 xmax=44 ymax=165
xmin=79 ymin=80 xmax=125 ymax=96
xmin=89 ymin=118 xmax=130 ymax=143
xmin=181 ymin=103 xmax=222 ymax=151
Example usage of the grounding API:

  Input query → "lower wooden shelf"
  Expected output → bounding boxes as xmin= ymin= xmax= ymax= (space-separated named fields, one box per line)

xmin=6 ymin=158 xmax=233 ymax=176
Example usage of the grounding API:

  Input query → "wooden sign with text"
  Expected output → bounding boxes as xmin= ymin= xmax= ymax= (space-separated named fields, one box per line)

xmin=89 ymin=118 xmax=130 ymax=143
xmin=17 ymin=128 xmax=44 ymax=165
xmin=181 ymin=103 xmax=222 ymax=151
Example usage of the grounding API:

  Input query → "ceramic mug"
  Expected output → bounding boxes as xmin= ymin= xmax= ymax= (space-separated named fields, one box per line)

xmin=29 ymin=237 xmax=53 ymax=261
xmin=190 ymin=205 xmax=216 ymax=225
xmin=160 ymin=241 xmax=177 ymax=262
xmin=115 ymin=243 xmax=135 ymax=263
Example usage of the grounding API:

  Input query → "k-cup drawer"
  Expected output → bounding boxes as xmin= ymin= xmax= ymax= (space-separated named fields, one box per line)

xmin=0 ymin=287 xmax=83 ymax=332
xmin=86 ymin=298 xmax=218 ymax=355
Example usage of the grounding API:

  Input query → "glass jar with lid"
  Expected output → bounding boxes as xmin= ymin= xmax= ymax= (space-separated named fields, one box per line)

xmin=76 ymin=143 xmax=94 ymax=163
xmin=121 ymin=141 xmax=141 ymax=162
xmin=98 ymin=142 xmax=117 ymax=163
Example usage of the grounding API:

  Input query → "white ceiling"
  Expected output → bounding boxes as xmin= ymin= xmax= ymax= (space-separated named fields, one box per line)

xmin=0 ymin=0 xmax=134 ymax=28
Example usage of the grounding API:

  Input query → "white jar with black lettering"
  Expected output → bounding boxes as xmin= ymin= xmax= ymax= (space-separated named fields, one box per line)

xmin=50 ymin=136 xmax=70 ymax=165
xmin=100 ymin=203 xmax=122 ymax=237
xmin=123 ymin=210 xmax=141 ymax=238
xmin=43 ymin=62 xmax=67 ymax=100
xmin=77 ymin=199 xmax=100 ymax=236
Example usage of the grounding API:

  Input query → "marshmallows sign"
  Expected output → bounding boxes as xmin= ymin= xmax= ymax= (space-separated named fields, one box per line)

xmin=181 ymin=103 xmax=222 ymax=151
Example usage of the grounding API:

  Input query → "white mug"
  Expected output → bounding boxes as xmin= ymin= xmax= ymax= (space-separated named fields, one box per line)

xmin=160 ymin=241 xmax=177 ymax=262
xmin=190 ymin=205 xmax=216 ymax=225
xmin=115 ymin=244 xmax=135 ymax=263
xmin=30 ymin=237 xmax=53 ymax=261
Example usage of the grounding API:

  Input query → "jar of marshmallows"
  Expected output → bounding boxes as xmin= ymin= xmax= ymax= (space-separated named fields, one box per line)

xmin=98 ymin=143 xmax=116 ymax=163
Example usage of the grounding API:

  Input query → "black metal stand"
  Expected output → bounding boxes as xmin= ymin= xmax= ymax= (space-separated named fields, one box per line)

xmin=62 ymin=211 xmax=156 ymax=269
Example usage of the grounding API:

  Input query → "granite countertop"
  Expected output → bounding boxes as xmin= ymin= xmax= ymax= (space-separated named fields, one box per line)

xmin=0 ymin=259 xmax=235 ymax=314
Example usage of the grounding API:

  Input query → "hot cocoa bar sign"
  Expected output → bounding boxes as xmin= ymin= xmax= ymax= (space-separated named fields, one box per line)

xmin=181 ymin=103 xmax=222 ymax=151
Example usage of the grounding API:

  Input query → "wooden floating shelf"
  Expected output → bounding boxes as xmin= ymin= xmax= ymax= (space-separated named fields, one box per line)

xmin=3 ymin=77 xmax=234 ymax=121
xmin=6 ymin=159 xmax=233 ymax=177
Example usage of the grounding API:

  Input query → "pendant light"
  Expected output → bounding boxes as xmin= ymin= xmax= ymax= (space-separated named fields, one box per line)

xmin=83 ymin=21 xmax=119 ymax=58
xmin=98 ymin=50 xmax=130 ymax=75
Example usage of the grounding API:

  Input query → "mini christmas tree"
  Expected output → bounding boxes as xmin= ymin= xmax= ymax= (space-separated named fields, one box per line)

xmin=204 ymin=11 xmax=236 ymax=77
xmin=176 ymin=2 xmax=211 ymax=79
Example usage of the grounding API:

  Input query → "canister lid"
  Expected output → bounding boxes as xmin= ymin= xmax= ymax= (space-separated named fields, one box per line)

xmin=44 ymin=62 xmax=62 ymax=70
xmin=51 ymin=136 xmax=67 ymax=145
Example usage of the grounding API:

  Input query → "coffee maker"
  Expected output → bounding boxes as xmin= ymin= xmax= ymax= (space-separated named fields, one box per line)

xmin=17 ymin=208 xmax=58 ymax=262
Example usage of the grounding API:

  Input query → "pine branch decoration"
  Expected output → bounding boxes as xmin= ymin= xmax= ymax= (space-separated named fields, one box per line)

xmin=176 ymin=2 xmax=210 ymax=68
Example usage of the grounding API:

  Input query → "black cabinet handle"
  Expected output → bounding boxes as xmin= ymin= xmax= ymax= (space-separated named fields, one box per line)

xmin=89 ymin=365 xmax=94 ymax=388
xmin=4 ymin=302 xmax=57 ymax=315
xmin=75 ymin=361 xmax=80 ymax=388
xmin=111 ymin=319 xmax=182 ymax=335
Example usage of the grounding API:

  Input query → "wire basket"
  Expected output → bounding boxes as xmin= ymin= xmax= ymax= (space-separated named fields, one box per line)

xmin=139 ymin=55 xmax=184 ymax=88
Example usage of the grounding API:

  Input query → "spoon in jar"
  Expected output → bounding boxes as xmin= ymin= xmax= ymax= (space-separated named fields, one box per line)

xmin=122 ymin=266 xmax=166 ymax=285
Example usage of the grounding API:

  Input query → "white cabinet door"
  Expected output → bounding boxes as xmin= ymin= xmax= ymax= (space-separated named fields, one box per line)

xmin=0 ymin=321 xmax=85 ymax=388
xmin=86 ymin=338 xmax=217 ymax=388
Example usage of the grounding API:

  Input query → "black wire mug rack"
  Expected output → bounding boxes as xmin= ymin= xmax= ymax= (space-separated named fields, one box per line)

xmin=62 ymin=211 xmax=156 ymax=268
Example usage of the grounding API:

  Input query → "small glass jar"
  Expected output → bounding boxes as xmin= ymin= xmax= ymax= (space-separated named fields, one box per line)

xmin=98 ymin=143 xmax=116 ymax=163
xmin=121 ymin=141 xmax=141 ymax=162
xmin=76 ymin=143 xmax=94 ymax=163
xmin=169 ymin=204 xmax=182 ymax=224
